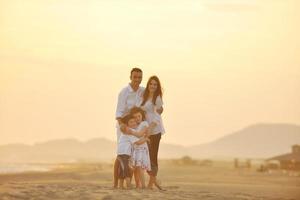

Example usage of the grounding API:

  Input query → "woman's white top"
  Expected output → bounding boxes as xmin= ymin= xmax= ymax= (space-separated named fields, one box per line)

xmin=140 ymin=95 xmax=165 ymax=135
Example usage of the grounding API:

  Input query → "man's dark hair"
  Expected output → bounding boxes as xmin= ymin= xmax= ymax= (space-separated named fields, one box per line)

xmin=131 ymin=68 xmax=143 ymax=75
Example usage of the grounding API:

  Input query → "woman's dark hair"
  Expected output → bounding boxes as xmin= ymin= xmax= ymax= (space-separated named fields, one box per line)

xmin=130 ymin=107 xmax=146 ymax=121
xmin=141 ymin=75 xmax=163 ymax=106
xmin=121 ymin=114 xmax=135 ymax=125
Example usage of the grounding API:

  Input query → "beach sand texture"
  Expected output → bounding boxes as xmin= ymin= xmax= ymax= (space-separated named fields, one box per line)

xmin=0 ymin=161 xmax=299 ymax=200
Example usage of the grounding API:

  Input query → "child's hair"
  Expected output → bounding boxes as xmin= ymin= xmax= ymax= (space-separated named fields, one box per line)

xmin=130 ymin=107 xmax=146 ymax=121
xmin=121 ymin=114 xmax=135 ymax=125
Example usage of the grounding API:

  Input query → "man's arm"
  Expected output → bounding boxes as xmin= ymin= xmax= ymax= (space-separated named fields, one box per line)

xmin=116 ymin=117 xmax=123 ymax=126
xmin=115 ymin=89 xmax=126 ymax=121
xmin=115 ymin=89 xmax=131 ymax=133
xmin=156 ymin=106 xmax=163 ymax=115
xmin=116 ymin=117 xmax=128 ymax=133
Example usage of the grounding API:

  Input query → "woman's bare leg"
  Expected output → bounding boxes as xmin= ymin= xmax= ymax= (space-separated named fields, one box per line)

xmin=147 ymin=134 xmax=163 ymax=190
xmin=147 ymin=175 xmax=163 ymax=190
xmin=147 ymin=175 xmax=154 ymax=189
xmin=153 ymin=177 xmax=163 ymax=190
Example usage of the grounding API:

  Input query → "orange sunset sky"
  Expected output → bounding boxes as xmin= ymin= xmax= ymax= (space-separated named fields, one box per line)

xmin=0 ymin=0 xmax=299 ymax=146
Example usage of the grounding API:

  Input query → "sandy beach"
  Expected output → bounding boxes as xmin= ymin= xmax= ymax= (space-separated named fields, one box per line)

xmin=0 ymin=161 xmax=299 ymax=200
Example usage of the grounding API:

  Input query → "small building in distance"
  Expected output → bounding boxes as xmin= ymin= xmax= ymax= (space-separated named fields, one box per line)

xmin=267 ymin=145 xmax=300 ymax=170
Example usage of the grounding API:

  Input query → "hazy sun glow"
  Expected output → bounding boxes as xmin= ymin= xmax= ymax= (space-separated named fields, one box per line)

xmin=1 ymin=0 xmax=299 ymax=146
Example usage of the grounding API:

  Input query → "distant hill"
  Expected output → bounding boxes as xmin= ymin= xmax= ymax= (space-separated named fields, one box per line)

xmin=188 ymin=123 xmax=300 ymax=159
xmin=0 ymin=138 xmax=116 ymax=163
xmin=0 ymin=123 xmax=299 ymax=163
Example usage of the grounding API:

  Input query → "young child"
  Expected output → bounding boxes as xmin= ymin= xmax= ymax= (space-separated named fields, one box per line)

xmin=129 ymin=107 xmax=156 ymax=189
xmin=116 ymin=113 xmax=149 ymax=189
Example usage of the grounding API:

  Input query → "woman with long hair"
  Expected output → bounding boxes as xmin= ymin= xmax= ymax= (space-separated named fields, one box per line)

xmin=140 ymin=75 xmax=165 ymax=190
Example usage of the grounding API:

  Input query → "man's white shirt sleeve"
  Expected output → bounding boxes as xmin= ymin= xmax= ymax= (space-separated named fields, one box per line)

xmin=115 ymin=88 xmax=127 ymax=119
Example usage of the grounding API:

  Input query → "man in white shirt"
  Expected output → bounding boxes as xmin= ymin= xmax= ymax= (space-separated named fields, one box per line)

xmin=114 ymin=67 xmax=144 ymax=188
xmin=115 ymin=68 xmax=145 ymax=140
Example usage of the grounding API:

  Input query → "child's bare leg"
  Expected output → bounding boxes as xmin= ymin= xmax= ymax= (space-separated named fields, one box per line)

xmin=119 ymin=179 xmax=124 ymax=189
xmin=139 ymin=168 xmax=146 ymax=188
xmin=134 ymin=168 xmax=140 ymax=188
xmin=113 ymin=158 xmax=119 ymax=188
xmin=125 ymin=177 xmax=132 ymax=189
xmin=129 ymin=166 xmax=134 ymax=183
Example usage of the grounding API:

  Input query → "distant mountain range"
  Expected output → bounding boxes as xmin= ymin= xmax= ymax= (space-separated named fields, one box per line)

xmin=187 ymin=123 xmax=300 ymax=159
xmin=0 ymin=123 xmax=299 ymax=163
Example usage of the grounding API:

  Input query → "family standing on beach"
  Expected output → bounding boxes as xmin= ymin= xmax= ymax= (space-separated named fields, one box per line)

xmin=114 ymin=68 xmax=165 ymax=190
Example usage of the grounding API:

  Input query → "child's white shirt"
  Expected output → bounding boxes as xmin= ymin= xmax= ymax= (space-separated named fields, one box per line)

xmin=117 ymin=131 xmax=140 ymax=155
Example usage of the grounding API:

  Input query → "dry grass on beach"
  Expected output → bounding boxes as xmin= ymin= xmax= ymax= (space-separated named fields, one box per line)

xmin=0 ymin=160 xmax=299 ymax=200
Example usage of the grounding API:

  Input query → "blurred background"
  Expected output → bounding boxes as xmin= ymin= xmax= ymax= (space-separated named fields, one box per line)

xmin=0 ymin=0 xmax=299 ymax=161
